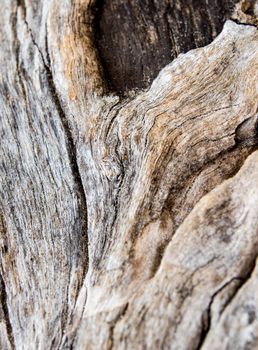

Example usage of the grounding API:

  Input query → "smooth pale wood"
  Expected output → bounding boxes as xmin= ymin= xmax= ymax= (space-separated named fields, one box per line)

xmin=0 ymin=0 xmax=258 ymax=349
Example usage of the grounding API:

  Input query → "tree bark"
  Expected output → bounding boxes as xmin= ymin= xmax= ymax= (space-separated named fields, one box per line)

xmin=0 ymin=0 xmax=258 ymax=349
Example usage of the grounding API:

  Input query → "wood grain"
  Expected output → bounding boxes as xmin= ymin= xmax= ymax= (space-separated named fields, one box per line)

xmin=94 ymin=0 xmax=238 ymax=94
xmin=0 ymin=0 xmax=258 ymax=349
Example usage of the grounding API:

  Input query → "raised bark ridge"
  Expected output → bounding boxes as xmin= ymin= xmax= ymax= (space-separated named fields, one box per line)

xmin=0 ymin=1 xmax=258 ymax=349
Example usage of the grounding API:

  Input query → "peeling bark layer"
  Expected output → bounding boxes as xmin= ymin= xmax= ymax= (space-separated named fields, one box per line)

xmin=0 ymin=0 xmax=258 ymax=349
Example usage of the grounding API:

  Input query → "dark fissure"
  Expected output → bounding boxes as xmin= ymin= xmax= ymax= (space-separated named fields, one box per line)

xmin=93 ymin=0 xmax=238 ymax=96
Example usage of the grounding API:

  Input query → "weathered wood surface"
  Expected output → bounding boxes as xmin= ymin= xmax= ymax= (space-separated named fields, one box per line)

xmin=0 ymin=0 xmax=258 ymax=349
xmin=94 ymin=0 xmax=239 ymax=94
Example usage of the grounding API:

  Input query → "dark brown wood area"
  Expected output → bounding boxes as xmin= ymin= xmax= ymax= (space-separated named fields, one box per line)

xmin=93 ymin=0 xmax=238 ymax=95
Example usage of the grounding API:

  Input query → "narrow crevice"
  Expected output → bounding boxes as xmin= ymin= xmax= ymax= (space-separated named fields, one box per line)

xmin=219 ymin=255 xmax=258 ymax=315
xmin=196 ymin=256 xmax=258 ymax=350
xmin=25 ymin=12 xmax=88 ymax=280
xmin=13 ymin=2 xmax=26 ymax=90
xmin=230 ymin=17 xmax=258 ymax=27
xmin=195 ymin=277 xmax=242 ymax=350
xmin=44 ymin=29 xmax=89 ymax=345
xmin=111 ymin=138 xmax=126 ymax=225
xmin=16 ymin=2 xmax=89 ymax=343
xmin=108 ymin=303 xmax=129 ymax=350
xmin=0 ymin=273 xmax=15 ymax=349
xmin=20 ymin=10 xmax=88 ymax=220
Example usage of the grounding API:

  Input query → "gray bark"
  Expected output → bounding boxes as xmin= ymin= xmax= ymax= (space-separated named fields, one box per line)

xmin=0 ymin=0 xmax=258 ymax=349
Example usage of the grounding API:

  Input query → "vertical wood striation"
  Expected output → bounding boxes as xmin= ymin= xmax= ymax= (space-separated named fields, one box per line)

xmin=0 ymin=0 xmax=258 ymax=349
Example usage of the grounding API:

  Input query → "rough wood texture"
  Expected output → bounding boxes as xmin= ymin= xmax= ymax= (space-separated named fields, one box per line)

xmin=0 ymin=0 xmax=258 ymax=349
xmin=94 ymin=0 xmax=239 ymax=94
